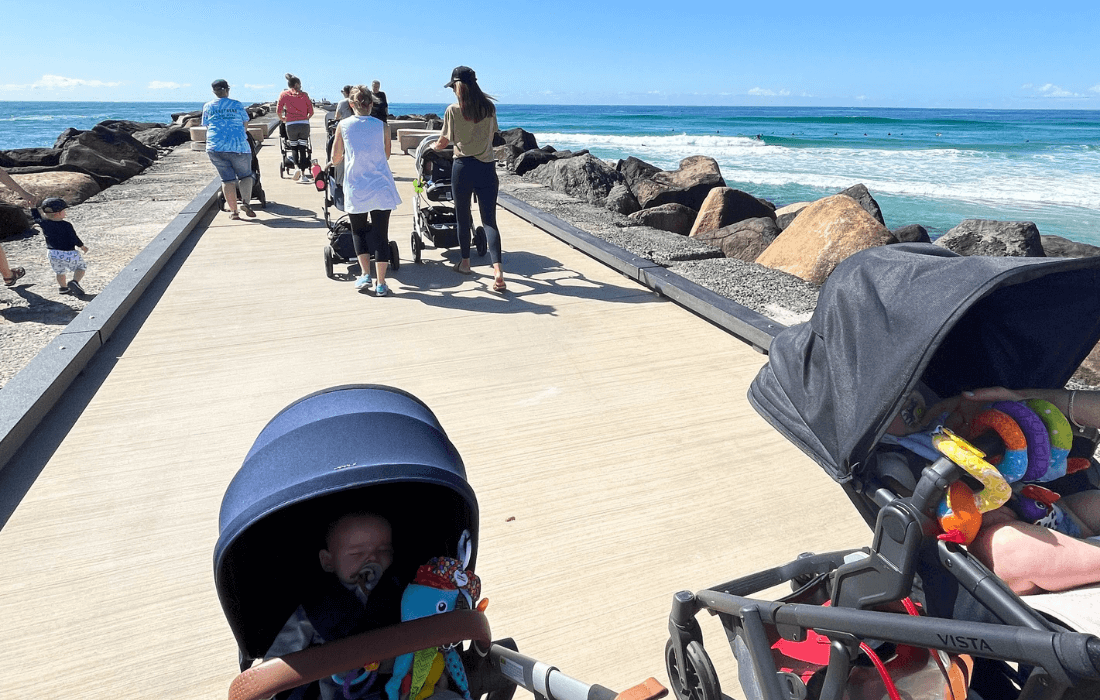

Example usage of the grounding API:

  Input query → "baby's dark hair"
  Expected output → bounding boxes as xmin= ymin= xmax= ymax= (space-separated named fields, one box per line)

xmin=322 ymin=510 xmax=389 ymax=550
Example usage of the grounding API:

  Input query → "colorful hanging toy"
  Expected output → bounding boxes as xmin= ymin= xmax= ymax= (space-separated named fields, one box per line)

xmin=385 ymin=557 xmax=488 ymax=700
xmin=925 ymin=399 xmax=1089 ymax=544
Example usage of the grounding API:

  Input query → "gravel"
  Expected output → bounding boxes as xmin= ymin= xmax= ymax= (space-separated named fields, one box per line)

xmin=0 ymin=146 xmax=217 ymax=388
xmin=496 ymin=169 xmax=820 ymax=325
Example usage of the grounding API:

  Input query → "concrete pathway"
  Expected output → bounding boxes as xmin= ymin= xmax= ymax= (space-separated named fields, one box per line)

xmin=0 ymin=114 xmax=870 ymax=699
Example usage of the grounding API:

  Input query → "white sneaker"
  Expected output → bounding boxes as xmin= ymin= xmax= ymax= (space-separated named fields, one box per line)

xmin=292 ymin=169 xmax=301 ymax=180
xmin=298 ymin=173 xmax=312 ymax=184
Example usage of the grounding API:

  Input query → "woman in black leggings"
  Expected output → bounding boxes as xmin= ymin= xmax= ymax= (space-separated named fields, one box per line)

xmin=432 ymin=66 xmax=506 ymax=292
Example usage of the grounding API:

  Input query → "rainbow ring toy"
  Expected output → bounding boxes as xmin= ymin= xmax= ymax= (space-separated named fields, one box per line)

xmin=1025 ymin=399 xmax=1072 ymax=481
xmin=967 ymin=408 xmax=1028 ymax=483
xmin=991 ymin=401 xmax=1051 ymax=481
xmin=932 ymin=427 xmax=1013 ymax=544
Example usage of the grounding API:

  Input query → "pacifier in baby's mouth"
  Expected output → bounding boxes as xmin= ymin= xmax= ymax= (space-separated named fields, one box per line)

xmin=356 ymin=562 xmax=384 ymax=594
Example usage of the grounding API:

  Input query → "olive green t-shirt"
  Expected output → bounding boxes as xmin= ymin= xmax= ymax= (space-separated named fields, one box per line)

xmin=441 ymin=103 xmax=498 ymax=163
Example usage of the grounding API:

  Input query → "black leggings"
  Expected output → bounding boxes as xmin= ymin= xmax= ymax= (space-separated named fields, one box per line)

xmin=452 ymin=156 xmax=502 ymax=264
xmin=349 ymin=210 xmax=391 ymax=264
xmin=285 ymin=122 xmax=311 ymax=171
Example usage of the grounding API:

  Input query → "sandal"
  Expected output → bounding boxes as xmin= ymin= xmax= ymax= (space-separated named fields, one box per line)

xmin=452 ymin=262 xmax=472 ymax=275
xmin=3 ymin=267 xmax=26 ymax=287
xmin=492 ymin=279 xmax=507 ymax=292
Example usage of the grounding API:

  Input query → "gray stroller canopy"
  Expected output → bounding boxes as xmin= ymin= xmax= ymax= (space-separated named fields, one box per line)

xmin=749 ymin=243 xmax=1100 ymax=483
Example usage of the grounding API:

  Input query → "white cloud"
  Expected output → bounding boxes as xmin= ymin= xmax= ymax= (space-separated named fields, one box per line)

xmin=748 ymin=87 xmax=791 ymax=97
xmin=149 ymin=81 xmax=188 ymax=89
xmin=1026 ymin=83 xmax=1087 ymax=98
xmin=855 ymin=95 xmax=867 ymax=101
xmin=1090 ymin=84 xmax=1100 ymax=94
xmin=243 ymin=84 xmax=274 ymax=90
xmin=31 ymin=74 xmax=122 ymax=89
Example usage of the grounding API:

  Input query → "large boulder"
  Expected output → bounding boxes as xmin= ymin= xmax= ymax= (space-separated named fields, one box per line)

xmin=891 ymin=224 xmax=931 ymax=244
xmin=133 ymin=125 xmax=191 ymax=149
xmin=0 ymin=203 xmax=32 ymax=239
xmin=632 ymin=155 xmax=725 ymax=211
xmin=692 ymin=216 xmax=780 ymax=262
xmin=627 ymin=203 xmax=698 ymax=235
xmin=1040 ymin=235 xmax=1100 ymax=259
xmin=936 ymin=220 xmax=1044 ymax=257
xmin=514 ymin=149 xmax=557 ymax=176
xmin=97 ymin=119 xmax=166 ymax=135
xmin=604 ymin=184 xmax=640 ymax=215
xmin=2 ymin=171 xmax=100 ymax=208
xmin=616 ymin=156 xmax=662 ymax=190
xmin=774 ymin=201 xmax=812 ymax=231
xmin=689 ymin=187 xmax=777 ymax=237
xmin=527 ymin=154 xmax=624 ymax=205
xmin=499 ymin=127 xmax=539 ymax=153
xmin=59 ymin=145 xmax=144 ymax=187
xmin=0 ymin=148 xmax=63 ymax=169
xmin=55 ymin=124 xmax=157 ymax=165
xmin=755 ymin=194 xmax=896 ymax=285
xmin=838 ymin=183 xmax=886 ymax=226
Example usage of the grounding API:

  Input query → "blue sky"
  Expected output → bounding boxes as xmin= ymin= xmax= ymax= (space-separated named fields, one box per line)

xmin=4 ymin=0 xmax=1098 ymax=109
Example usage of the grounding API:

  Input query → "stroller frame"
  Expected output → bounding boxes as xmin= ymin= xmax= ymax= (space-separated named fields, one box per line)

xmin=667 ymin=244 xmax=1100 ymax=700
xmin=217 ymin=131 xmax=267 ymax=210
xmin=278 ymin=122 xmax=314 ymax=179
xmin=410 ymin=134 xmax=486 ymax=264
xmin=316 ymin=166 xmax=400 ymax=279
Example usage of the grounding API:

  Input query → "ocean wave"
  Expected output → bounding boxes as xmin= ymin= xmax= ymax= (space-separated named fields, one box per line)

xmin=534 ymin=131 xmax=1100 ymax=211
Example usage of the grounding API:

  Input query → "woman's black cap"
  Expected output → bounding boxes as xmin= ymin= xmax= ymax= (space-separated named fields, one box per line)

xmin=444 ymin=66 xmax=476 ymax=88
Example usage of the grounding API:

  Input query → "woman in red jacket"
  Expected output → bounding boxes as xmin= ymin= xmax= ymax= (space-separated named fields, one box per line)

xmin=277 ymin=73 xmax=315 ymax=183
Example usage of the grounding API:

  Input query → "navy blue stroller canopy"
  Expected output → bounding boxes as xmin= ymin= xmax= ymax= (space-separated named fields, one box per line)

xmin=214 ymin=385 xmax=478 ymax=661
xmin=749 ymin=243 xmax=1100 ymax=484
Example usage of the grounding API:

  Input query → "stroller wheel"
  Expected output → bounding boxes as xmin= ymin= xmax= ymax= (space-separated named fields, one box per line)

xmin=411 ymin=232 xmax=422 ymax=264
xmin=474 ymin=226 xmax=488 ymax=257
xmin=665 ymin=639 xmax=720 ymax=700
xmin=389 ymin=240 xmax=401 ymax=272
xmin=324 ymin=246 xmax=335 ymax=279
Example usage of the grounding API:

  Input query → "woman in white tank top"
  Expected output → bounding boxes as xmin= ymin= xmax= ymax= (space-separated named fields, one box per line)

xmin=328 ymin=85 xmax=402 ymax=296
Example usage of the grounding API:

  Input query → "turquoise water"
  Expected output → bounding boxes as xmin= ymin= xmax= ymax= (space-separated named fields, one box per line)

xmin=5 ymin=102 xmax=1099 ymax=245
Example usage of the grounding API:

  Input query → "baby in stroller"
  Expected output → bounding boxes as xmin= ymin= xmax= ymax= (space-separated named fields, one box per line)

xmin=215 ymin=385 xmax=666 ymax=700
xmin=665 ymin=244 xmax=1100 ymax=700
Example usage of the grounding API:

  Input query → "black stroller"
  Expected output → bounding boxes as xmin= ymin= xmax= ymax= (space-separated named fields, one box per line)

xmin=279 ymin=122 xmax=314 ymax=179
xmin=315 ymin=164 xmax=400 ymax=280
xmin=213 ymin=384 xmax=669 ymax=700
xmin=410 ymin=135 xmax=486 ymax=264
xmin=665 ymin=244 xmax=1100 ymax=700
xmin=218 ymin=131 xmax=267 ymax=211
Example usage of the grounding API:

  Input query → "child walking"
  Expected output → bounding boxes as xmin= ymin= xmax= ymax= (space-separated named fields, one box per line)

xmin=33 ymin=197 xmax=88 ymax=296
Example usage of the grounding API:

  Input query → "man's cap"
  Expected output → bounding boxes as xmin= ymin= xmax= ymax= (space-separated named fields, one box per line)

xmin=41 ymin=197 xmax=68 ymax=213
xmin=444 ymin=66 xmax=476 ymax=88
xmin=211 ymin=79 xmax=230 ymax=90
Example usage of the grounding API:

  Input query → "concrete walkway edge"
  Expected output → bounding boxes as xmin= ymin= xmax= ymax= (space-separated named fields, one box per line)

xmin=0 ymin=119 xmax=278 ymax=472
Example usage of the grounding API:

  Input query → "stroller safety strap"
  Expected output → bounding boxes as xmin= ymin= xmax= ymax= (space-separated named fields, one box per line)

xmin=228 ymin=610 xmax=491 ymax=700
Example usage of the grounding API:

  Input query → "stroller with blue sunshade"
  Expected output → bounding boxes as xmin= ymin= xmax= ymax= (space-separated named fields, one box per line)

xmin=215 ymin=384 xmax=670 ymax=700
xmin=665 ymin=244 xmax=1100 ymax=700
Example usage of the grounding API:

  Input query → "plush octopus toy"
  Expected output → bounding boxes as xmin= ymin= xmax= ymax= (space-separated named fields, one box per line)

xmin=385 ymin=557 xmax=487 ymax=700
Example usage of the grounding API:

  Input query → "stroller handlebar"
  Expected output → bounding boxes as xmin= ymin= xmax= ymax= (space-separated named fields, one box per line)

xmin=228 ymin=610 xmax=491 ymax=700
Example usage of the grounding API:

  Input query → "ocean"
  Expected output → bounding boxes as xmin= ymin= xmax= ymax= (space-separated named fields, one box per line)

xmin=4 ymin=101 xmax=1099 ymax=245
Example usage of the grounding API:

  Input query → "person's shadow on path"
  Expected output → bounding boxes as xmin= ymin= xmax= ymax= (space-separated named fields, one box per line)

xmin=254 ymin=202 xmax=328 ymax=229
xmin=389 ymin=249 xmax=660 ymax=316
xmin=0 ymin=284 xmax=82 ymax=325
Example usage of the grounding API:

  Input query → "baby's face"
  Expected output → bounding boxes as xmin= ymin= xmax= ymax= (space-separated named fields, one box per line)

xmin=320 ymin=514 xmax=394 ymax=587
